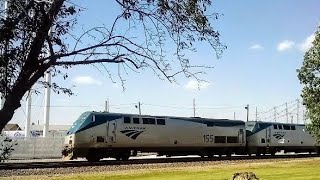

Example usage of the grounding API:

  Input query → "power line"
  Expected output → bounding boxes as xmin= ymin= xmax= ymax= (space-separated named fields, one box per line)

xmin=259 ymin=100 xmax=301 ymax=122
xmin=258 ymin=100 xmax=298 ymax=114
xmin=143 ymin=103 xmax=192 ymax=109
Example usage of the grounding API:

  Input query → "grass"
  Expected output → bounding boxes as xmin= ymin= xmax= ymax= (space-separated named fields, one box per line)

xmin=3 ymin=158 xmax=320 ymax=180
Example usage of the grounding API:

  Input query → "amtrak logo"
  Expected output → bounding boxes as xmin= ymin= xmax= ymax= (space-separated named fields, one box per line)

xmin=273 ymin=133 xmax=285 ymax=140
xmin=120 ymin=129 xmax=144 ymax=140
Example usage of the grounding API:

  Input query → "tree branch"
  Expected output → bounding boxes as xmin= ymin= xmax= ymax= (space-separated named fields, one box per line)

xmin=54 ymin=57 xmax=125 ymax=66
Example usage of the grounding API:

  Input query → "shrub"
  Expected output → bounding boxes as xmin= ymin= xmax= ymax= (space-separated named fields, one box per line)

xmin=0 ymin=134 xmax=17 ymax=162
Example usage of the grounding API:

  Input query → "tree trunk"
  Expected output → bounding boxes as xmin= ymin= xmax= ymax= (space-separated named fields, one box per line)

xmin=0 ymin=108 xmax=16 ymax=132
xmin=0 ymin=0 xmax=66 ymax=132
xmin=0 ymin=94 xmax=23 ymax=132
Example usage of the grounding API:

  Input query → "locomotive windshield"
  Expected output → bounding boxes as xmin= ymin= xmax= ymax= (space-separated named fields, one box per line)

xmin=66 ymin=112 xmax=91 ymax=135
xmin=246 ymin=122 xmax=257 ymax=132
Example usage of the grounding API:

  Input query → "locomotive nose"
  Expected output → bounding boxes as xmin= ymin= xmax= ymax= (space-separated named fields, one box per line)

xmin=62 ymin=134 xmax=75 ymax=160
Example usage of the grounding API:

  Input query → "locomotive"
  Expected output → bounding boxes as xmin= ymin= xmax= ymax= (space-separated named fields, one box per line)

xmin=62 ymin=111 xmax=319 ymax=161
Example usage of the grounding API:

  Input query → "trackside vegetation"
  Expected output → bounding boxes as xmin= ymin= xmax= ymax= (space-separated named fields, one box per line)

xmin=298 ymin=25 xmax=320 ymax=143
xmin=0 ymin=134 xmax=16 ymax=162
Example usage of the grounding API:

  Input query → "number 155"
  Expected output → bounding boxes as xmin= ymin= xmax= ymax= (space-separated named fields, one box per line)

xmin=203 ymin=135 xmax=214 ymax=143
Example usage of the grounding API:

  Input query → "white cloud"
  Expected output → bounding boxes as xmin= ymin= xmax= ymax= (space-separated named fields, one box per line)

xmin=72 ymin=76 xmax=102 ymax=86
xmin=277 ymin=40 xmax=295 ymax=52
xmin=184 ymin=80 xmax=210 ymax=90
xmin=249 ymin=44 xmax=264 ymax=50
xmin=299 ymin=34 xmax=315 ymax=52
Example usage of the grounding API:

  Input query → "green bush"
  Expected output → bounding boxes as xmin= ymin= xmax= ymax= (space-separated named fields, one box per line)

xmin=0 ymin=134 xmax=17 ymax=162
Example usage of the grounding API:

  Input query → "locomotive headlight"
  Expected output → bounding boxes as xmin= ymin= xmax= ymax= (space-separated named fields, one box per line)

xmin=65 ymin=135 xmax=74 ymax=146
xmin=69 ymin=135 xmax=74 ymax=145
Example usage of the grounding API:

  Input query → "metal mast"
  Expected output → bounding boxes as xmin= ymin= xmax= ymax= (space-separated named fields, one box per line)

xmin=25 ymin=91 xmax=32 ymax=137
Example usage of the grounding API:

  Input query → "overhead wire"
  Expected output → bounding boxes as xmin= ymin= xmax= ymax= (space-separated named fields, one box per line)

xmin=13 ymin=98 xmax=308 ymax=124
xmin=259 ymin=100 xmax=302 ymax=122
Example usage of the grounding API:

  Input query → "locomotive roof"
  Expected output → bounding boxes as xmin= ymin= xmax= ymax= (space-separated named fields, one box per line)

xmin=67 ymin=111 xmax=245 ymax=135
xmin=90 ymin=111 xmax=244 ymax=123
xmin=246 ymin=121 xmax=305 ymax=126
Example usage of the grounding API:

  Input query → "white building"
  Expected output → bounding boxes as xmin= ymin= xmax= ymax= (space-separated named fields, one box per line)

xmin=30 ymin=124 xmax=71 ymax=137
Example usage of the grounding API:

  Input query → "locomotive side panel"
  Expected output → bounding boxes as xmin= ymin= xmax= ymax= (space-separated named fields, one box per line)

xmin=114 ymin=117 xmax=246 ymax=149
xmin=114 ymin=117 xmax=203 ymax=148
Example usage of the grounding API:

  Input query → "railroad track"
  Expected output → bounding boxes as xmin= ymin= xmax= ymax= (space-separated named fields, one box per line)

xmin=0 ymin=153 xmax=319 ymax=170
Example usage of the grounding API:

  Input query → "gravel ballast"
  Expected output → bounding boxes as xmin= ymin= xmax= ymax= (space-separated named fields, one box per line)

xmin=1 ymin=157 xmax=319 ymax=177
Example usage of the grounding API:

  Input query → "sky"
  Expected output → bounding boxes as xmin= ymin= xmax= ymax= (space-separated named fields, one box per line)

xmin=9 ymin=0 xmax=320 ymax=127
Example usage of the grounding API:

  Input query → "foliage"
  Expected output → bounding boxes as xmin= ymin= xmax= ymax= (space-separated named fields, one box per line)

xmin=0 ymin=134 xmax=16 ymax=162
xmin=297 ymin=25 xmax=320 ymax=143
xmin=0 ymin=0 xmax=225 ymax=131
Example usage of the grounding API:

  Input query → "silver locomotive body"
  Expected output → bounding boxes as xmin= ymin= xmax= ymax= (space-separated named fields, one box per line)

xmin=63 ymin=112 xmax=246 ymax=161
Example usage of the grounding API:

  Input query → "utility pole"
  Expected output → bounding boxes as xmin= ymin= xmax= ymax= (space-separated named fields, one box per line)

xmin=105 ymin=99 xmax=109 ymax=112
xmin=25 ymin=91 xmax=32 ymax=138
xmin=245 ymin=104 xmax=249 ymax=122
xmin=105 ymin=100 xmax=108 ymax=112
xmin=234 ymin=112 xmax=236 ymax=120
xmin=43 ymin=72 xmax=51 ymax=137
xmin=255 ymin=107 xmax=258 ymax=122
xmin=0 ymin=1 xmax=8 ymax=110
xmin=138 ymin=102 xmax=141 ymax=115
xmin=43 ymin=1 xmax=54 ymax=137
xmin=296 ymin=99 xmax=300 ymax=124
xmin=285 ymin=102 xmax=288 ymax=123
xmin=193 ymin=98 xmax=196 ymax=117
xmin=274 ymin=107 xmax=277 ymax=122
xmin=302 ymin=110 xmax=306 ymax=124
xmin=291 ymin=115 xmax=293 ymax=124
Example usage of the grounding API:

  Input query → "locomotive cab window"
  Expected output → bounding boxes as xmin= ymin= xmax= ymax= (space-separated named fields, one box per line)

xmin=93 ymin=114 xmax=107 ymax=123
xmin=273 ymin=125 xmax=278 ymax=129
xmin=156 ymin=119 xmax=166 ymax=125
xmin=124 ymin=117 xmax=131 ymax=123
xmin=283 ymin=125 xmax=290 ymax=130
xmin=290 ymin=126 xmax=296 ymax=130
xmin=133 ymin=118 xmax=140 ymax=124
xmin=278 ymin=125 xmax=283 ymax=129
xmin=143 ymin=118 xmax=155 ymax=124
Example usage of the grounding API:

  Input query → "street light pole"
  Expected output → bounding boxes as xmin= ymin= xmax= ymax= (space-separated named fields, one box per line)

xmin=43 ymin=0 xmax=54 ymax=137
xmin=245 ymin=104 xmax=249 ymax=122
xmin=138 ymin=102 xmax=141 ymax=115
xmin=193 ymin=98 xmax=196 ymax=117
xmin=135 ymin=102 xmax=141 ymax=115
